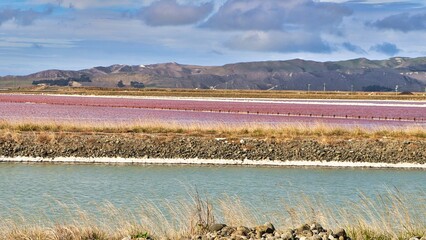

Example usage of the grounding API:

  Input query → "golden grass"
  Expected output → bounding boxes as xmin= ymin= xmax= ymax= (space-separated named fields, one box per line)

xmin=4 ymin=86 xmax=426 ymax=100
xmin=0 ymin=119 xmax=425 ymax=140
xmin=0 ymin=189 xmax=425 ymax=239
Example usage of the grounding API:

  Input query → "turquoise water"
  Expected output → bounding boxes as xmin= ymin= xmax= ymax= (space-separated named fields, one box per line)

xmin=0 ymin=163 xmax=425 ymax=219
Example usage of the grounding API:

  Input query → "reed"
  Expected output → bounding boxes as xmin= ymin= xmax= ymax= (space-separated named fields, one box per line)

xmin=0 ymin=189 xmax=425 ymax=239
xmin=0 ymin=119 xmax=425 ymax=140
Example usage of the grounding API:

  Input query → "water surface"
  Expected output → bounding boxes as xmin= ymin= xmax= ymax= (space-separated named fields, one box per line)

xmin=0 ymin=163 xmax=424 ymax=219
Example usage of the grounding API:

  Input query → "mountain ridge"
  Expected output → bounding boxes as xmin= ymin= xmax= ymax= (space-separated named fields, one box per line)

xmin=1 ymin=57 xmax=426 ymax=91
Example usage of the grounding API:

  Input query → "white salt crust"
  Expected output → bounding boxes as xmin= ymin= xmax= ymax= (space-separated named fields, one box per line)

xmin=1 ymin=156 xmax=425 ymax=169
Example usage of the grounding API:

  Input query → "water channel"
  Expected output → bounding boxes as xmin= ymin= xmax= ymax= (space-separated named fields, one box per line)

xmin=1 ymin=163 xmax=424 ymax=223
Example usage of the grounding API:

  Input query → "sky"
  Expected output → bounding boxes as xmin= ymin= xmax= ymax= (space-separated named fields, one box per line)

xmin=0 ymin=0 xmax=426 ymax=75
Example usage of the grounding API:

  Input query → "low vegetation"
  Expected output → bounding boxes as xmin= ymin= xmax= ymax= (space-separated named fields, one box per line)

xmin=0 ymin=119 xmax=425 ymax=140
xmin=0 ymin=190 xmax=425 ymax=239
xmin=1 ymin=120 xmax=425 ymax=163
xmin=2 ymin=86 xmax=426 ymax=100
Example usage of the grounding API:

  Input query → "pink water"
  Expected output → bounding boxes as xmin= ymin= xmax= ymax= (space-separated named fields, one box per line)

xmin=0 ymin=94 xmax=425 ymax=128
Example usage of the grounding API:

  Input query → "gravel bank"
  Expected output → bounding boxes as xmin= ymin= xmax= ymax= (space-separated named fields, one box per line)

xmin=190 ymin=222 xmax=351 ymax=240
xmin=0 ymin=132 xmax=425 ymax=165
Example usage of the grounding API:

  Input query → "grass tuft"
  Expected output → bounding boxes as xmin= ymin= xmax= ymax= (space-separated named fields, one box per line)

xmin=0 ymin=119 xmax=424 ymax=140
xmin=0 ymin=190 xmax=425 ymax=239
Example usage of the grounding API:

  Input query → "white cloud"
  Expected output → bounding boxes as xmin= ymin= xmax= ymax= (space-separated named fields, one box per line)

xmin=136 ymin=0 xmax=213 ymax=26
xmin=226 ymin=31 xmax=331 ymax=53
xmin=204 ymin=0 xmax=351 ymax=32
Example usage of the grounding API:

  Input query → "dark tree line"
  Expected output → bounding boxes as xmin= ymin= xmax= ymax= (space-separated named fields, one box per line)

xmin=32 ymin=75 xmax=91 ymax=86
xmin=117 ymin=80 xmax=145 ymax=88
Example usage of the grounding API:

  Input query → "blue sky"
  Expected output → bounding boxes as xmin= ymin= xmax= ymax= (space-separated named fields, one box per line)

xmin=1 ymin=0 xmax=426 ymax=75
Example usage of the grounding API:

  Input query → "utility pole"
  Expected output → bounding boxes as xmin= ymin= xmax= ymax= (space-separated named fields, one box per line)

xmin=307 ymin=83 xmax=311 ymax=93
xmin=323 ymin=83 xmax=326 ymax=92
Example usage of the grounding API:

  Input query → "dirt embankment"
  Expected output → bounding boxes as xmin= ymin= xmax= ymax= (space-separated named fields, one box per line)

xmin=0 ymin=132 xmax=424 ymax=164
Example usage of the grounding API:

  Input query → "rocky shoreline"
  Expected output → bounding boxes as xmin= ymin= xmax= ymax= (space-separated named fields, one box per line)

xmin=125 ymin=222 xmax=426 ymax=240
xmin=191 ymin=222 xmax=350 ymax=240
xmin=132 ymin=222 xmax=354 ymax=240
xmin=0 ymin=132 xmax=425 ymax=165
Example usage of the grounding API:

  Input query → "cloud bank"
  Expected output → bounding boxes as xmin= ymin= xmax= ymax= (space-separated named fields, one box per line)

xmin=203 ymin=0 xmax=351 ymax=31
xmin=371 ymin=12 xmax=426 ymax=32
xmin=0 ymin=7 xmax=52 ymax=26
xmin=1 ymin=0 xmax=425 ymax=75
xmin=370 ymin=42 xmax=400 ymax=56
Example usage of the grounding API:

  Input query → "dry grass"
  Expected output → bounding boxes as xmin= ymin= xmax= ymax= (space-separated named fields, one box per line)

xmin=0 ymin=189 xmax=425 ymax=239
xmin=4 ymin=86 xmax=426 ymax=100
xmin=0 ymin=119 xmax=425 ymax=141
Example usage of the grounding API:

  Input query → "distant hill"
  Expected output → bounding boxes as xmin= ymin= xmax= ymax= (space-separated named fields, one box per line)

xmin=1 ymin=57 xmax=426 ymax=92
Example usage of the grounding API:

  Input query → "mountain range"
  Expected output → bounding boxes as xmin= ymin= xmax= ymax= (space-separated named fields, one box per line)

xmin=1 ymin=57 xmax=426 ymax=92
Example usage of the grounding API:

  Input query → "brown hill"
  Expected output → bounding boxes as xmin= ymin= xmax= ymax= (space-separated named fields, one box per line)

xmin=1 ymin=57 xmax=426 ymax=92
